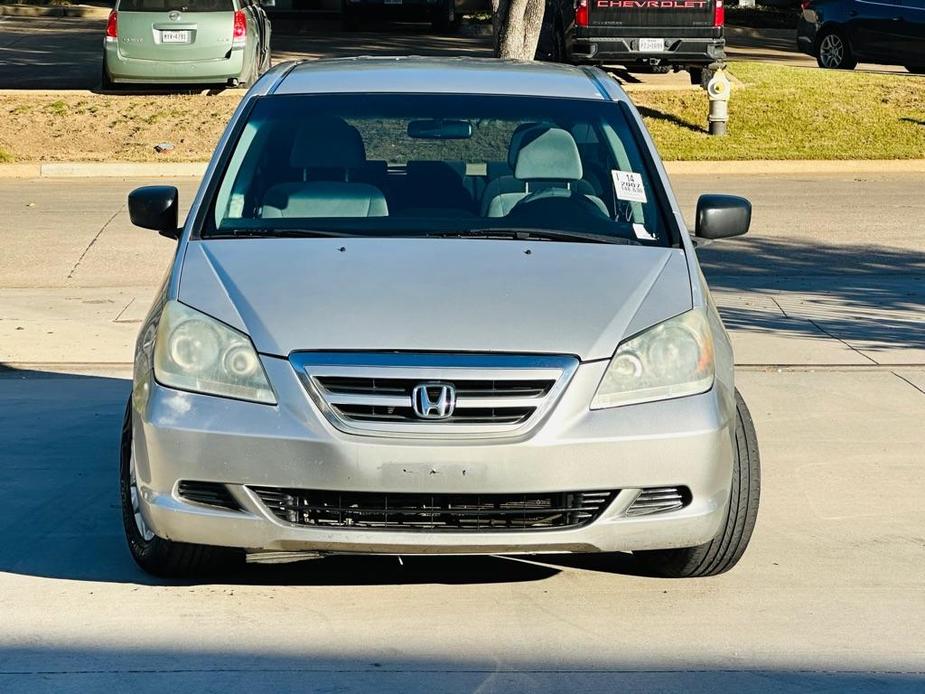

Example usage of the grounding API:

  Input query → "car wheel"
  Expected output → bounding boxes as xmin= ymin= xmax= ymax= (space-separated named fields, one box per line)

xmin=633 ymin=389 xmax=761 ymax=578
xmin=120 ymin=398 xmax=238 ymax=578
xmin=100 ymin=59 xmax=116 ymax=92
xmin=816 ymin=29 xmax=857 ymax=70
xmin=551 ymin=26 xmax=567 ymax=64
xmin=237 ymin=55 xmax=258 ymax=89
xmin=431 ymin=0 xmax=458 ymax=33
xmin=906 ymin=66 xmax=925 ymax=75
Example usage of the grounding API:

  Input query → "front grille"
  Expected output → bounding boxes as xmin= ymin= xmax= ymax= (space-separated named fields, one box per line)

xmin=626 ymin=486 xmax=691 ymax=517
xmin=291 ymin=353 xmax=578 ymax=438
xmin=252 ymin=487 xmax=616 ymax=531
xmin=177 ymin=481 xmax=240 ymax=511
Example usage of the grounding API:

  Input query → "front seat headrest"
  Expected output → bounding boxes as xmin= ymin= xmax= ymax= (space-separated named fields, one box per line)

xmin=513 ymin=126 xmax=583 ymax=182
xmin=290 ymin=116 xmax=366 ymax=169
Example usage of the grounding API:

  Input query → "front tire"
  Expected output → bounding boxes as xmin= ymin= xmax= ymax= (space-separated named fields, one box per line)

xmin=816 ymin=29 xmax=856 ymax=70
xmin=100 ymin=58 xmax=116 ymax=91
xmin=634 ymin=390 xmax=761 ymax=578
xmin=120 ymin=398 xmax=237 ymax=578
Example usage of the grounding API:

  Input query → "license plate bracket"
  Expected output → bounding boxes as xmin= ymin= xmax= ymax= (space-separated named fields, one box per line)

xmin=161 ymin=30 xmax=191 ymax=44
xmin=638 ymin=38 xmax=666 ymax=53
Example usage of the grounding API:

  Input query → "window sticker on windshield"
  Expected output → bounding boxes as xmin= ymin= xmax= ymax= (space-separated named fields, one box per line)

xmin=612 ymin=170 xmax=647 ymax=203
xmin=633 ymin=223 xmax=657 ymax=241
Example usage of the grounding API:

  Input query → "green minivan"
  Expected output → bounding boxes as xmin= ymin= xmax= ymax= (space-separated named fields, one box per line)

xmin=102 ymin=0 xmax=272 ymax=89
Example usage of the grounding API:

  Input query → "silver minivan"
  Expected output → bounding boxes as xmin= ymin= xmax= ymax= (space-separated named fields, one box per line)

xmin=122 ymin=58 xmax=760 ymax=579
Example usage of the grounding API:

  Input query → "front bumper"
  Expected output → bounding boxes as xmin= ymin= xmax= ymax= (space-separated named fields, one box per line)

xmin=570 ymin=35 xmax=725 ymax=66
xmin=133 ymin=356 xmax=735 ymax=555
xmin=104 ymin=43 xmax=245 ymax=84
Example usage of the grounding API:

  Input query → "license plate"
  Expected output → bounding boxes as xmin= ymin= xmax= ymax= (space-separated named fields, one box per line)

xmin=639 ymin=38 xmax=665 ymax=52
xmin=161 ymin=30 xmax=191 ymax=44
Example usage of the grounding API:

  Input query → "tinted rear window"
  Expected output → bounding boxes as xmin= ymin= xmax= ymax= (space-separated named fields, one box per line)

xmin=118 ymin=0 xmax=234 ymax=11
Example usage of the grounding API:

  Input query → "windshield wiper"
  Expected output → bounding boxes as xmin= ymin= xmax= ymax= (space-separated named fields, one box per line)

xmin=431 ymin=227 xmax=638 ymax=245
xmin=215 ymin=228 xmax=356 ymax=239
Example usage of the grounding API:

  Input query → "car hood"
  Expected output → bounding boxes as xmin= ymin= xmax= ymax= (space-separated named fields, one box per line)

xmin=178 ymin=238 xmax=692 ymax=362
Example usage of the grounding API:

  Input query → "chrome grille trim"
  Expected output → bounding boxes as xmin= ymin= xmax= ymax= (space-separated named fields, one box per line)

xmin=625 ymin=486 xmax=691 ymax=517
xmin=290 ymin=352 xmax=579 ymax=439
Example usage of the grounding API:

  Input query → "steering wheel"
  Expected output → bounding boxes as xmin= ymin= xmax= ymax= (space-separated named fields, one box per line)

xmin=509 ymin=187 xmax=610 ymax=222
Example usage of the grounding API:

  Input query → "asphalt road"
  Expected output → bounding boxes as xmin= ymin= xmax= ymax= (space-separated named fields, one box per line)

xmin=0 ymin=173 xmax=923 ymax=692
xmin=0 ymin=15 xmax=908 ymax=91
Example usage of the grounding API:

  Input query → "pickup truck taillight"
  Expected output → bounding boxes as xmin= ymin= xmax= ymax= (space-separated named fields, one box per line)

xmin=713 ymin=0 xmax=724 ymax=27
xmin=575 ymin=0 xmax=589 ymax=28
xmin=105 ymin=10 xmax=118 ymax=42
xmin=233 ymin=9 xmax=247 ymax=47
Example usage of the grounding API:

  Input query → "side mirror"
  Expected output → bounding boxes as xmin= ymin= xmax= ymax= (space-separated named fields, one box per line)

xmin=695 ymin=194 xmax=751 ymax=240
xmin=128 ymin=186 xmax=180 ymax=239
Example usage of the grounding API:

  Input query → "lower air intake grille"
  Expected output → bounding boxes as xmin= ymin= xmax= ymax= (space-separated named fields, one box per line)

xmin=626 ymin=486 xmax=691 ymax=517
xmin=251 ymin=488 xmax=616 ymax=531
xmin=177 ymin=481 xmax=240 ymax=511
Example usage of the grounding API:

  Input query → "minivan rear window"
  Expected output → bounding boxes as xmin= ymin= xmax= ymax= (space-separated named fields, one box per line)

xmin=118 ymin=0 xmax=234 ymax=11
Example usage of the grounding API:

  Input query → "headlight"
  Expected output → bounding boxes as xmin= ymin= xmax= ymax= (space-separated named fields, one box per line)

xmin=591 ymin=309 xmax=714 ymax=409
xmin=153 ymin=300 xmax=276 ymax=404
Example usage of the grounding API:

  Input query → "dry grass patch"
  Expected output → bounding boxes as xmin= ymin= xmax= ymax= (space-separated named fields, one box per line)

xmin=0 ymin=93 xmax=238 ymax=163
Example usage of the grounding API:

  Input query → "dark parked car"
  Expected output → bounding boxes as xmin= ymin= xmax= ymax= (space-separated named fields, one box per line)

xmin=797 ymin=0 xmax=925 ymax=72
xmin=537 ymin=0 xmax=727 ymax=84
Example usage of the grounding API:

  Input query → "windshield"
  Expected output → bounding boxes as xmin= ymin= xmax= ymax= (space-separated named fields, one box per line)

xmin=206 ymin=93 xmax=673 ymax=246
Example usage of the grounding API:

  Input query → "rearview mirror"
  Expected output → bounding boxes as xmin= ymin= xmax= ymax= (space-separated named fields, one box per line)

xmin=129 ymin=186 xmax=179 ymax=239
xmin=407 ymin=119 xmax=473 ymax=140
xmin=695 ymin=194 xmax=751 ymax=240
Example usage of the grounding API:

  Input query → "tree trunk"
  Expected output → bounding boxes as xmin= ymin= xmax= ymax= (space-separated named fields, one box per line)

xmin=492 ymin=0 xmax=545 ymax=61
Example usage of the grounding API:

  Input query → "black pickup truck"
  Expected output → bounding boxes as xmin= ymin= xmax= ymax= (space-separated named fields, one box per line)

xmin=537 ymin=0 xmax=726 ymax=83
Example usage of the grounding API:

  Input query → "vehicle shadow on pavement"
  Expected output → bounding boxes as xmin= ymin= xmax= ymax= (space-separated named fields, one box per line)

xmin=0 ymin=366 xmax=646 ymax=587
xmin=699 ymin=237 xmax=925 ymax=356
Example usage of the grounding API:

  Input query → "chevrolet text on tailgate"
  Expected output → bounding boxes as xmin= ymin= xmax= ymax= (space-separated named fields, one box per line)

xmin=120 ymin=58 xmax=760 ymax=580
xmin=539 ymin=0 xmax=725 ymax=83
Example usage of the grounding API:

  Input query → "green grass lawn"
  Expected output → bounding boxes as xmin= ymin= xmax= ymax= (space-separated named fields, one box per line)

xmin=633 ymin=62 xmax=925 ymax=160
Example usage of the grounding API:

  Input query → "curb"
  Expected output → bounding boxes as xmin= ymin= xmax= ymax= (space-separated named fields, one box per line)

xmin=0 ymin=3 xmax=110 ymax=18
xmin=3 ymin=159 xmax=925 ymax=178
xmin=664 ymin=159 xmax=925 ymax=175
xmin=0 ymin=162 xmax=208 ymax=178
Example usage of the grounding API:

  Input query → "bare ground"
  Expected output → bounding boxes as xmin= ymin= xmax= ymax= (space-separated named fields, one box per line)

xmin=1 ymin=93 xmax=238 ymax=162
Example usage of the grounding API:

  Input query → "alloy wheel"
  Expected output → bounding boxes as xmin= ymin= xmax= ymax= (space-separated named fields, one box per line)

xmin=819 ymin=34 xmax=845 ymax=68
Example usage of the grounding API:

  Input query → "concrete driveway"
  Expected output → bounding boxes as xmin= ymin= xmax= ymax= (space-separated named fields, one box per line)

xmin=0 ymin=172 xmax=923 ymax=691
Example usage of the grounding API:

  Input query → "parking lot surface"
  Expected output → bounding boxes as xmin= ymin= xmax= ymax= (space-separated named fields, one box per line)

xmin=0 ymin=172 xmax=923 ymax=691
xmin=0 ymin=16 xmax=907 ymax=91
